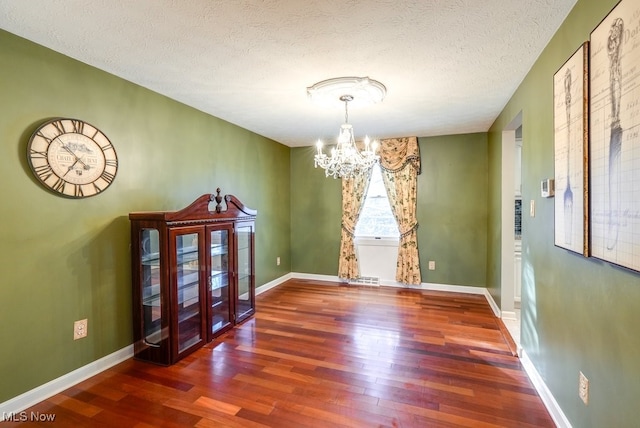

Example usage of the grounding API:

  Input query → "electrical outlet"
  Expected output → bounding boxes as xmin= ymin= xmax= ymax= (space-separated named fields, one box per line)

xmin=277 ymin=256 xmax=281 ymax=266
xmin=428 ymin=261 xmax=435 ymax=270
xmin=579 ymin=371 xmax=589 ymax=405
xmin=74 ymin=319 xmax=88 ymax=340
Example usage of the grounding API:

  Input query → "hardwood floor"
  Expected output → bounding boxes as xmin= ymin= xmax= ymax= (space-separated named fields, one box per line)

xmin=5 ymin=279 xmax=554 ymax=427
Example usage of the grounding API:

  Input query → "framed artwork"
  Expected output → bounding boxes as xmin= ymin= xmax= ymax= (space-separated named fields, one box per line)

xmin=554 ymin=42 xmax=589 ymax=256
xmin=590 ymin=0 xmax=640 ymax=272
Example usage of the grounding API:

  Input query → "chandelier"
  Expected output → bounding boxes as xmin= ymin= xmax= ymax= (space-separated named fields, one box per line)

xmin=308 ymin=77 xmax=385 ymax=179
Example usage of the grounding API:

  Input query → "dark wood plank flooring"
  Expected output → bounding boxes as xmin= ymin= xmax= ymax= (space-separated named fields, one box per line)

xmin=5 ymin=279 xmax=553 ymax=427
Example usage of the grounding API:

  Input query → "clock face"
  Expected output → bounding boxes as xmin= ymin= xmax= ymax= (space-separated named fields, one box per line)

xmin=27 ymin=118 xmax=118 ymax=198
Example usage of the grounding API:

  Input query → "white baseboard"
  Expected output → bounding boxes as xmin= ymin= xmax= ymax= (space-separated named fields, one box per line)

xmin=256 ymin=273 xmax=293 ymax=296
xmin=483 ymin=291 xmax=501 ymax=318
xmin=291 ymin=273 xmax=487 ymax=291
xmin=290 ymin=272 xmax=343 ymax=283
xmin=419 ymin=281 xmax=486 ymax=294
xmin=0 ymin=345 xmax=134 ymax=421
xmin=292 ymin=272 xmax=488 ymax=290
xmin=520 ymin=349 xmax=572 ymax=428
xmin=290 ymin=273 xmax=497 ymax=311
xmin=501 ymin=310 xmax=517 ymax=321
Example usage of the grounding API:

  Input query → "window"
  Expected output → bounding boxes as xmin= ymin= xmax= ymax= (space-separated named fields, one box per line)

xmin=355 ymin=164 xmax=400 ymax=238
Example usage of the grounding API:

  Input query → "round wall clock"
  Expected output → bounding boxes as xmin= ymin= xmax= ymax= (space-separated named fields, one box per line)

xmin=27 ymin=118 xmax=118 ymax=198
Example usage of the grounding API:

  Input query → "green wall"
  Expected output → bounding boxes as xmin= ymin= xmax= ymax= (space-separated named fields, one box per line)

xmin=0 ymin=30 xmax=290 ymax=403
xmin=488 ymin=0 xmax=640 ymax=426
xmin=420 ymin=133 xmax=487 ymax=286
xmin=291 ymin=133 xmax=488 ymax=287
xmin=290 ymin=146 xmax=342 ymax=274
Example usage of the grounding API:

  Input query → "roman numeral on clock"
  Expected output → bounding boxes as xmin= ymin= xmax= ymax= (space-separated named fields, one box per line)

xmin=51 ymin=120 xmax=66 ymax=135
xmin=71 ymin=120 xmax=84 ymax=134
xmin=34 ymin=163 xmax=54 ymax=182
xmin=35 ymin=131 xmax=54 ymax=145
xmin=93 ymin=182 xmax=103 ymax=194
xmin=52 ymin=177 xmax=66 ymax=193
xmin=100 ymin=142 xmax=114 ymax=152
xmin=100 ymin=170 xmax=115 ymax=184
xmin=29 ymin=148 xmax=48 ymax=159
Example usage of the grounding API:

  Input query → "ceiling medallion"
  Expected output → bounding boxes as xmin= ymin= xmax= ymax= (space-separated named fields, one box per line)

xmin=308 ymin=77 xmax=385 ymax=179
xmin=306 ymin=76 xmax=387 ymax=108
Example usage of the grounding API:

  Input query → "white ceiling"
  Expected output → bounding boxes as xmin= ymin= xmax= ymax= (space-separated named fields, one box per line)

xmin=0 ymin=0 xmax=576 ymax=147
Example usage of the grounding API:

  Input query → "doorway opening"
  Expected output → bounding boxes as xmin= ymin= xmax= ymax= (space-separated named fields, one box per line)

xmin=501 ymin=113 xmax=522 ymax=350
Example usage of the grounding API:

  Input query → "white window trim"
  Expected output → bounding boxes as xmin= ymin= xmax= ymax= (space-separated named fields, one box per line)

xmin=355 ymin=236 xmax=400 ymax=246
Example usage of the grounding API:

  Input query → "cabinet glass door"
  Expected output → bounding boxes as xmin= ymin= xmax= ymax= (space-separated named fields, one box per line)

xmin=174 ymin=231 xmax=202 ymax=353
xmin=209 ymin=227 xmax=231 ymax=338
xmin=235 ymin=223 xmax=254 ymax=323
xmin=140 ymin=228 xmax=162 ymax=346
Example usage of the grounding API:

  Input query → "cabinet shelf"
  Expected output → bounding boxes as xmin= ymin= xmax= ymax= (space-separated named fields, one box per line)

xmin=177 ymin=253 xmax=199 ymax=265
xmin=141 ymin=253 xmax=160 ymax=265
xmin=178 ymin=281 xmax=200 ymax=306
xmin=144 ymin=330 xmax=163 ymax=347
xmin=210 ymin=244 xmax=228 ymax=257
xmin=177 ymin=270 xmax=199 ymax=287
xmin=210 ymin=271 xmax=229 ymax=291
xmin=211 ymin=300 xmax=226 ymax=309
xmin=178 ymin=305 xmax=200 ymax=323
xmin=143 ymin=295 xmax=160 ymax=307
xmin=211 ymin=314 xmax=229 ymax=332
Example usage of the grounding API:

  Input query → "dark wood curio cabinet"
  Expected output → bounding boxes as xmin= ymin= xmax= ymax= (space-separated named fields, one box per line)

xmin=129 ymin=190 xmax=256 ymax=365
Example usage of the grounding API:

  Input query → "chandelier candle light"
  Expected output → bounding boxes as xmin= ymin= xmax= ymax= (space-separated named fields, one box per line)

xmin=308 ymin=77 xmax=385 ymax=179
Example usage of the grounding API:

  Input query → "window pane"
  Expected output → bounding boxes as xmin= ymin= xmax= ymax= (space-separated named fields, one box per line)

xmin=355 ymin=164 xmax=400 ymax=238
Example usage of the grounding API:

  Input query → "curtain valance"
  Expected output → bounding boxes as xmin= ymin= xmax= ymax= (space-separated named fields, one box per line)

xmin=379 ymin=136 xmax=421 ymax=174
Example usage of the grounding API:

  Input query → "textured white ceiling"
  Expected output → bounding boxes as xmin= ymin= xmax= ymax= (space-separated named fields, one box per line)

xmin=0 ymin=0 xmax=576 ymax=147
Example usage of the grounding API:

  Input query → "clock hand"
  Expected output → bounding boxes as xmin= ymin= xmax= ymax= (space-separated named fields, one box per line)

xmin=75 ymin=156 xmax=91 ymax=170
xmin=60 ymin=144 xmax=91 ymax=170
xmin=60 ymin=144 xmax=80 ymax=160
xmin=63 ymin=159 xmax=80 ymax=177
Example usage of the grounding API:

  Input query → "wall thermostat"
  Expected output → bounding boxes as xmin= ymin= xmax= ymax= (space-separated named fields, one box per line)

xmin=541 ymin=179 xmax=555 ymax=198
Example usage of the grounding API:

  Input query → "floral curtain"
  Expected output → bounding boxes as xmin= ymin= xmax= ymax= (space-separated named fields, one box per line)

xmin=338 ymin=170 xmax=371 ymax=280
xmin=379 ymin=137 xmax=422 ymax=285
